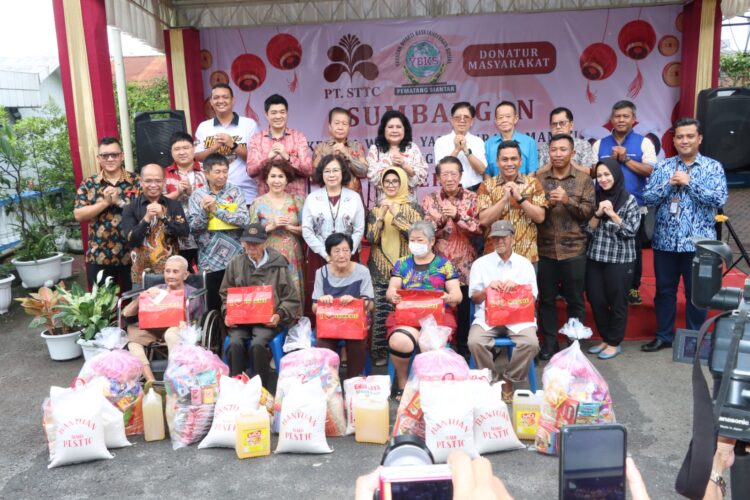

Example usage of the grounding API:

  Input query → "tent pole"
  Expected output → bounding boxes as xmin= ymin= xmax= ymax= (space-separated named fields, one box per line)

xmin=111 ymin=27 xmax=134 ymax=173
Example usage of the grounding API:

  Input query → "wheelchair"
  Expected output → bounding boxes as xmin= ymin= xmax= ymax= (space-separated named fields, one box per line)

xmin=117 ymin=270 xmax=222 ymax=380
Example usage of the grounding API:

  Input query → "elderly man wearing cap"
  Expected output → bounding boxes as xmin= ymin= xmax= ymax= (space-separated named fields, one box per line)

xmin=220 ymin=222 xmax=301 ymax=386
xmin=468 ymin=220 xmax=539 ymax=402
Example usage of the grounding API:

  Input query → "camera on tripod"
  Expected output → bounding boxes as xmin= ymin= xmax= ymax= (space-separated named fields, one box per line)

xmin=692 ymin=239 xmax=750 ymax=440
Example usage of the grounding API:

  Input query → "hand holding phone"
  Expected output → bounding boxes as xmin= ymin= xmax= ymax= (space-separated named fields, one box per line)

xmin=560 ymin=424 xmax=627 ymax=500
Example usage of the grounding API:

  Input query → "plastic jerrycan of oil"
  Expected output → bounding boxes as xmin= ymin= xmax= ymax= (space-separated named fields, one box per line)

xmin=354 ymin=397 xmax=390 ymax=444
xmin=143 ymin=383 xmax=165 ymax=442
xmin=236 ymin=408 xmax=271 ymax=459
xmin=512 ymin=389 xmax=544 ymax=440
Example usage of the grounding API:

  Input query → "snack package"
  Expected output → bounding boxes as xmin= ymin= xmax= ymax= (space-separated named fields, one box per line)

xmin=316 ymin=299 xmax=367 ymax=340
xmin=225 ymin=286 xmax=274 ymax=325
xmin=343 ymin=375 xmax=391 ymax=435
xmin=472 ymin=382 xmax=525 ymax=455
xmin=394 ymin=289 xmax=445 ymax=327
xmin=274 ymin=323 xmax=346 ymax=436
xmin=275 ymin=380 xmax=333 ymax=454
xmin=393 ymin=317 xmax=470 ymax=438
xmin=198 ymin=374 xmax=262 ymax=449
xmin=164 ymin=326 xmax=230 ymax=449
xmin=485 ymin=285 xmax=535 ymax=326
xmin=422 ymin=381 xmax=477 ymax=463
xmin=138 ymin=289 xmax=186 ymax=329
xmin=47 ymin=383 xmax=113 ymax=468
xmin=535 ymin=318 xmax=615 ymax=456
xmin=77 ymin=349 xmax=144 ymax=435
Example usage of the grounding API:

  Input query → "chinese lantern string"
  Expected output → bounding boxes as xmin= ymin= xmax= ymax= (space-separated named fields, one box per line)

xmin=238 ymin=29 xmax=248 ymax=53
xmin=627 ymin=7 xmax=646 ymax=98
xmin=601 ymin=9 xmax=610 ymax=41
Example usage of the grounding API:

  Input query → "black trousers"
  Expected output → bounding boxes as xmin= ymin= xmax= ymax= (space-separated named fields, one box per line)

xmin=86 ymin=262 xmax=132 ymax=293
xmin=585 ymin=259 xmax=633 ymax=347
xmin=205 ymin=269 xmax=226 ymax=313
xmin=537 ymin=254 xmax=586 ymax=353
xmin=178 ymin=248 xmax=199 ymax=274
xmin=632 ymin=214 xmax=646 ymax=290
xmin=455 ymin=285 xmax=471 ymax=357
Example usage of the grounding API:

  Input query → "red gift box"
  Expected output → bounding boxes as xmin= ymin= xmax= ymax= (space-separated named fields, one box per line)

xmin=394 ymin=289 xmax=444 ymax=327
xmin=316 ymin=298 xmax=367 ymax=340
xmin=138 ymin=289 xmax=186 ymax=329
xmin=485 ymin=285 xmax=535 ymax=326
xmin=226 ymin=286 xmax=275 ymax=325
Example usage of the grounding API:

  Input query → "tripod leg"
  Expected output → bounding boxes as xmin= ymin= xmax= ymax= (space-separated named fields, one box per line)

xmin=722 ymin=219 xmax=750 ymax=275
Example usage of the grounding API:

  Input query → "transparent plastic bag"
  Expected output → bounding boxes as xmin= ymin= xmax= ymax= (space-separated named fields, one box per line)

xmin=94 ymin=326 xmax=128 ymax=349
xmin=283 ymin=316 xmax=312 ymax=353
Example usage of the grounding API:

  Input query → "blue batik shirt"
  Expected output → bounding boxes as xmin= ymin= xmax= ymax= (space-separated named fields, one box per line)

xmin=643 ymin=153 xmax=727 ymax=253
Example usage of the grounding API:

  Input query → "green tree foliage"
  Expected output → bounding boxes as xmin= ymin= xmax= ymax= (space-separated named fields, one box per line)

xmin=720 ymin=52 xmax=750 ymax=87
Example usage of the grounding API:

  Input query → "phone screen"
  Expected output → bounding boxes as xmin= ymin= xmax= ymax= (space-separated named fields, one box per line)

xmin=381 ymin=479 xmax=452 ymax=500
xmin=560 ymin=425 xmax=626 ymax=500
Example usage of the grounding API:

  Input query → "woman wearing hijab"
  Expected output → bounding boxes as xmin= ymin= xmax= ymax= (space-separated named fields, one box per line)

xmin=366 ymin=167 xmax=423 ymax=364
xmin=585 ymin=158 xmax=641 ymax=360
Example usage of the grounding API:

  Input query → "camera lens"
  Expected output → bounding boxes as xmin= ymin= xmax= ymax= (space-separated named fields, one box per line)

xmin=381 ymin=435 xmax=435 ymax=467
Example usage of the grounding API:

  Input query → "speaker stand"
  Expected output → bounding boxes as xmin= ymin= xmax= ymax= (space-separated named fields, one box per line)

xmin=718 ymin=211 xmax=750 ymax=275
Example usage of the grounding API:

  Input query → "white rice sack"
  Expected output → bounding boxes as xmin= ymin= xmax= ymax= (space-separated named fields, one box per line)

xmin=469 ymin=369 xmax=493 ymax=384
xmin=421 ymin=381 xmax=477 ymax=463
xmin=48 ymin=386 xmax=113 ymax=468
xmin=275 ymin=381 xmax=332 ymax=454
xmin=473 ymin=382 xmax=525 ymax=455
xmin=199 ymin=375 xmax=262 ymax=449
xmin=343 ymin=375 xmax=390 ymax=435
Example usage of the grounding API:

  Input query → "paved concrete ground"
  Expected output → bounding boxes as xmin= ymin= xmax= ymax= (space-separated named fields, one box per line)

xmin=3 ymin=187 xmax=749 ymax=499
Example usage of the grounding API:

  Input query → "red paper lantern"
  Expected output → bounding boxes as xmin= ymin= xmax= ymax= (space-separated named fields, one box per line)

xmin=618 ymin=20 xmax=656 ymax=60
xmin=266 ymin=33 xmax=302 ymax=91
xmin=231 ymin=54 xmax=267 ymax=91
xmin=580 ymin=43 xmax=617 ymax=103
xmin=662 ymin=129 xmax=676 ymax=158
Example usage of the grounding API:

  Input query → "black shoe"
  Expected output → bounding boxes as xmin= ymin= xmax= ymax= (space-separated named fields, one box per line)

xmin=538 ymin=351 xmax=555 ymax=361
xmin=641 ymin=339 xmax=672 ymax=352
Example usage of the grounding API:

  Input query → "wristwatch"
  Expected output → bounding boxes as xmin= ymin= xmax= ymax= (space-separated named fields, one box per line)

xmin=230 ymin=141 xmax=239 ymax=151
xmin=709 ymin=471 xmax=726 ymax=497
xmin=465 ymin=149 xmax=472 ymax=156
xmin=516 ymin=195 xmax=526 ymax=204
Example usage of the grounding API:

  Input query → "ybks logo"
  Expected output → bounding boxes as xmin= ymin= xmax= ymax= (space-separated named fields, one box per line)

xmin=394 ymin=30 xmax=455 ymax=96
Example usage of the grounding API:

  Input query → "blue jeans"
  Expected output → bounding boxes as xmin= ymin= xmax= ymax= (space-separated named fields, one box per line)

xmin=653 ymin=250 xmax=707 ymax=342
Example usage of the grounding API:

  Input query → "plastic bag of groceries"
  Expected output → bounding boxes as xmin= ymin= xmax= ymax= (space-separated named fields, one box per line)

xmin=77 ymin=348 xmax=144 ymax=435
xmin=535 ymin=318 xmax=616 ymax=455
xmin=273 ymin=345 xmax=346 ymax=436
xmin=164 ymin=325 xmax=229 ymax=450
xmin=392 ymin=316 xmax=470 ymax=438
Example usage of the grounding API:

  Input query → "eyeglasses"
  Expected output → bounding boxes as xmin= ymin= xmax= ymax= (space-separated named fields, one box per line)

xmin=383 ymin=179 xmax=400 ymax=186
xmin=452 ymin=115 xmax=472 ymax=122
xmin=323 ymin=169 xmax=342 ymax=175
xmin=551 ymin=120 xmax=570 ymax=128
xmin=98 ymin=153 xmax=122 ymax=160
xmin=440 ymin=171 xmax=461 ymax=178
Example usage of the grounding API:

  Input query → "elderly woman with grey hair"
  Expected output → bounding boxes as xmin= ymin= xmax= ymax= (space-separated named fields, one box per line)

xmin=384 ymin=220 xmax=463 ymax=398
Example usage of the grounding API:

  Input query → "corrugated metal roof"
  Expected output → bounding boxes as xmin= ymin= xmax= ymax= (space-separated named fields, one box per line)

xmin=0 ymin=70 xmax=40 ymax=108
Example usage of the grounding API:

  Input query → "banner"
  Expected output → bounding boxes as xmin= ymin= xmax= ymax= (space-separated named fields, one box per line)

xmin=200 ymin=6 xmax=682 ymax=202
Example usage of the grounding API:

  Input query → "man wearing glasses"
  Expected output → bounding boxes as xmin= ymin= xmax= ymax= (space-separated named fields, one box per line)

xmin=433 ymin=102 xmax=487 ymax=191
xmin=74 ymin=137 xmax=141 ymax=291
xmin=537 ymin=107 xmax=595 ymax=174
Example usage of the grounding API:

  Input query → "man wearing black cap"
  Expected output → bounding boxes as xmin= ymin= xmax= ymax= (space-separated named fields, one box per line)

xmin=468 ymin=220 xmax=539 ymax=402
xmin=220 ymin=223 xmax=301 ymax=386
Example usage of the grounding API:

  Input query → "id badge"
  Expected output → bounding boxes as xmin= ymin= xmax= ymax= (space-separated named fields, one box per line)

xmin=669 ymin=197 xmax=680 ymax=216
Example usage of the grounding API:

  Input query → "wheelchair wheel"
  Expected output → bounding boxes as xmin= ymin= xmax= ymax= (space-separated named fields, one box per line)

xmin=200 ymin=309 xmax=222 ymax=354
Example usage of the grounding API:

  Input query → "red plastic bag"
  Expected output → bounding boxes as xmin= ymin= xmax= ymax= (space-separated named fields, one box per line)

xmin=226 ymin=286 xmax=274 ymax=325
xmin=394 ymin=289 xmax=444 ymax=327
xmin=485 ymin=285 xmax=535 ymax=326
xmin=138 ymin=289 xmax=185 ymax=329
xmin=316 ymin=298 xmax=367 ymax=340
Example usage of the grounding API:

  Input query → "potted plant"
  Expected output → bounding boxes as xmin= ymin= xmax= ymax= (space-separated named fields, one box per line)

xmin=10 ymin=223 xmax=63 ymax=288
xmin=0 ymin=263 xmax=14 ymax=315
xmin=16 ymin=284 xmax=82 ymax=360
xmin=66 ymin=225 xmax=83 ymax=254
xmin=56 ymin=271 xmax=120 ymax=359
xmin=59 ymin=254 xmax=75 ymax=280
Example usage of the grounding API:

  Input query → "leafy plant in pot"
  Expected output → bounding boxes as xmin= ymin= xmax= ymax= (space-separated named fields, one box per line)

xmin=16 ymin=284 xmax=82 ymax=361
xmin=55 ymin=271 xmax=120 ymax=343
xmin=11 ymin=223 xmax=63 ymax=288
xmin=0 ymin=263 xmax=15 ymax=315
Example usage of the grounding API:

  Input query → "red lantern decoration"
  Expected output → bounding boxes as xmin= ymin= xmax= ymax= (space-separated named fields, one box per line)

xmin=662 ymin=129 xmax=676 ymax=158
xmin=266 ymin=33 xmax=303 ymax=92
xmin=230 ymin=54 xmax=267 ymax=122
xmin=580 ymin=43 xmax=617 ymax=103
xmin=618 ymin=20 xmax=656 ymax=98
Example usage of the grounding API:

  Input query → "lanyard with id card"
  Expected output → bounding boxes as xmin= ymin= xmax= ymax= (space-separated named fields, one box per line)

xmin=670 ymin=162 xmax=693 ymax=217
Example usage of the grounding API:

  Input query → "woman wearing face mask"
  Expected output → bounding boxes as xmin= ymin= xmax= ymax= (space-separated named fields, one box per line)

xmin=385 ymin=220 xmax=463 ymax=398
xmin=366 ymin=167 xmax=423 ymax=366
xmin=585 ymin=158 xmax=640 ymax=360
xmin=367 ymin=110 xmax=428 ymax=202
xmin=248 ymin=158 xmax=304 ymax=316
xmin=312 ymin=233 xmax=375 ymax=379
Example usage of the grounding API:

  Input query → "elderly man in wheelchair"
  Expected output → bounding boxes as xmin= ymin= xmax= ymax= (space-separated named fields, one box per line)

xmin=120 ymin=255 xmax=206 ymax=381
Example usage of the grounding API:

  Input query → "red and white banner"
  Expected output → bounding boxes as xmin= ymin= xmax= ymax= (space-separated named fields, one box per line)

xmin=200 ymin=6 xmax=682 ymax=200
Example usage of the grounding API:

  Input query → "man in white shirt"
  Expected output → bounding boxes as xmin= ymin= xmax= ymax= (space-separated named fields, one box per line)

xmin=433 ymin=101 xmax=487 ymax=191
xmin=194 ymin=83 xmax=258 ymax=205
xmin=468 ymin=220 xmax=539 ymax=401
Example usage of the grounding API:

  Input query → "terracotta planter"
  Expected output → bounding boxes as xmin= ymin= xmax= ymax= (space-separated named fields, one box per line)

xmin=0 ymin=274 xmax=13 ymax=315
xmin=12 ymin=252 xmax=63 ymax=288
xmin=40 ymin=329 xmax=82 ymax=361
